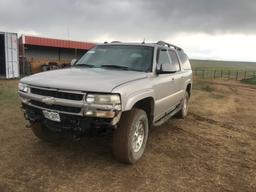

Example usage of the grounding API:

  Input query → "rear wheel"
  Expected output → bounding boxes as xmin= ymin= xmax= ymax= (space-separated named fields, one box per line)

xmin=31 ymin=122 xmax=63 ymax=142
xmin=176 ymin=92 xmax=189 ymax=119
xmin=112 ymin=108 xmax=149 ymax=164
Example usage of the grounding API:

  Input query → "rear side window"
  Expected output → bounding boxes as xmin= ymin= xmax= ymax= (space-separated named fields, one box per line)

xmin=168 ymin=50 xmax=180 ymax=71
xmin=177 ymin=50 xmax=191 ymax=70
xmin=158 ymin=49 xmax=170 ymax=65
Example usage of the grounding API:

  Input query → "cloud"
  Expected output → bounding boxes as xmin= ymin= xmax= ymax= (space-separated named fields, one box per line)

xmin=0 ymin=0 xmax=256 ymax=61
xmin=169 ymin=33 xmax=256 ymax=61
xmin=1 ymin=0 xmax=256 ymax=39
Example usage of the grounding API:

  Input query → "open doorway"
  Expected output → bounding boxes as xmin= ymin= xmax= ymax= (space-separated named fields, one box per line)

xmin=0 ymin=34 xmax=6 ymax=76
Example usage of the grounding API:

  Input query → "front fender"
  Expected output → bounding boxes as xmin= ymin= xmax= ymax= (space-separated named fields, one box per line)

xmin=123 ymin=89 xmax=155 ymax=111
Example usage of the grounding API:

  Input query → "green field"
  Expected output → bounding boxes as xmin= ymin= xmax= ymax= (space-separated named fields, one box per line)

xmin=240 ymin=77 xmax=256 ymax=85
xmin=190 ymin=59 xmax=256 ymax=82
xmin=190 ymin=59 xmax=256 ymax=71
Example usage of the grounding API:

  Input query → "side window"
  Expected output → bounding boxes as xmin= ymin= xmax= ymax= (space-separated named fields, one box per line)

xmin=177 ymin=50 xmax=191 ymax=70
xmin=158 ymin=49 xmax=171 ymax=65
xmin=168 ymin=50 xmax=180 ymax=71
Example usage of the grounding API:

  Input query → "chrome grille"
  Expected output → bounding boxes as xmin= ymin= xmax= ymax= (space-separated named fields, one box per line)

xmin=30 ymin=87 xmax=84 ymax=101
xmin=30 ymin=100 xmax=82 ymax=114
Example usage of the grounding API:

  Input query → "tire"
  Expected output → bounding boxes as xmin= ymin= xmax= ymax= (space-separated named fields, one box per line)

xmin=176 ymin=91 xmax=189 ymax=119
xmin=112 ymin=108 xmax=149 ymax=164
xmin=31 ymin=122 xmax=63 ymax=142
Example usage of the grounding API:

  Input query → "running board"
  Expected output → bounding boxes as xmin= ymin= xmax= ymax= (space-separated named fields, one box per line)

xmin=153 ymin=105 xmax=182 ymax=127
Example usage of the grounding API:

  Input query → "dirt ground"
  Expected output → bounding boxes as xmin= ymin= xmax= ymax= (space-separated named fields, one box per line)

xmin=0 ymin=79 xmax=255 ymax=192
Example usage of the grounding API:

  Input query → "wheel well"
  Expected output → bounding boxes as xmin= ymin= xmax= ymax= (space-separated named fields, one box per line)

xmin=186 ymin=84 xmax=192 ymax=98
xmin=133 ymin=97 xmax=154 ymax=127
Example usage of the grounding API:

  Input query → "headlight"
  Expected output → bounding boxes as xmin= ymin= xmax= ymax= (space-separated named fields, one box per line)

xmin=85 ymin=94 xmax=121 ymax=118
xmin=18 ymin=83 xmax=29 ymax=93
xmin=86 ymin=94 xmax=121 ymax=105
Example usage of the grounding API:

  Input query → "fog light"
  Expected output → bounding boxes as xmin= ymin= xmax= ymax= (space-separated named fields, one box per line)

xmin=85 ymin=110 xmax=115 ymax=118
xmin=85 ymin=110 xmax=94 ymax=115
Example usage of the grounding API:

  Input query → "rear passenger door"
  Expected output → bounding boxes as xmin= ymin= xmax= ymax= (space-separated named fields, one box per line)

xmin=168 ymin=49 xmax=185 ymax=102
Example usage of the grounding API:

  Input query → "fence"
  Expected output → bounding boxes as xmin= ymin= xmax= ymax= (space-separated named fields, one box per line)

xmin=193 ymin=69 xmax=256 ymax=80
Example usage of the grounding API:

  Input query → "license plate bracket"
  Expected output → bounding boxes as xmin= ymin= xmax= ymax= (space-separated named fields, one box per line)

xmin=42 ymin=110 xmax=61 ymax=122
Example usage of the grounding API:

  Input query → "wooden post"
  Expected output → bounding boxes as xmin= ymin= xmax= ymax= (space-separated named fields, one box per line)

xmin=244 ymin=71 xmax=247 ymax=79
xmin=213 ymin=70 xmax=216 ymax=79
xmin=220 ymin=70 xmax=223 ymax=79
xmin=236 ymin=71 xmax=239 ymax=80
xmin=228 ymin=71 xmax=230 ymax=80
xmin=75 ymin=48 xmax=77 ymax=58
xmin=203 ymin=70 xmax=205 ymax=79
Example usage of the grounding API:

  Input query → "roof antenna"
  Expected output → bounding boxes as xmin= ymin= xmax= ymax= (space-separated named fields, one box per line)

xmin=142 ymin=38 xmax=145 ymax=44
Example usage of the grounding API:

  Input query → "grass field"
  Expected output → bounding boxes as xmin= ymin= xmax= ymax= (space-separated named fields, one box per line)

xmin=0 ymin=79 xmax=256 ymax=192
xmin=191 ymin=59 xmax=256 ymax=71
xmin=191 ymin=60 xmax=256 ymax=82
xmin=240 ymin=77 xmax=256 ymax=85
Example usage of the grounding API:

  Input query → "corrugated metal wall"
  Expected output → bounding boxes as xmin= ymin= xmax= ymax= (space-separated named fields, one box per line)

xmin=19 ymin=35 xmax=96 ymax=75
xmin=0 ymin=32 xmax=19 ymax=79
xmin=23 ymin=45 xmax=87 ymax=73
xmin=25 ymin=45 xmax=59 ymax=60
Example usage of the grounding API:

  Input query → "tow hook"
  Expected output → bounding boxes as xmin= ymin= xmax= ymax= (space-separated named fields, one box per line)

xmin=25 ymin=122 xmax=32 ymax=128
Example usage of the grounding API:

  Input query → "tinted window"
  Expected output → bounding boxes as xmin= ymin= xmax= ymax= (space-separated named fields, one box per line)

xmin=158 ymin=49 xmax=170 ymax=65
xmin=168 ymin=50 xmax=180 ymax=71
xmin=177 ymin=50 xmax=191 ymax=70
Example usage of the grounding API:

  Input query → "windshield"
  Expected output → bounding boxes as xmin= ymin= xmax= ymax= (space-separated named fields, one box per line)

xmin=75 ymin=45 xmax=154 ymax=72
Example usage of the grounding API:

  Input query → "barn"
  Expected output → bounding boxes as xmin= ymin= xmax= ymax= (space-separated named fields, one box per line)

xmin=19 ymin=35 xmax=95 ymax=75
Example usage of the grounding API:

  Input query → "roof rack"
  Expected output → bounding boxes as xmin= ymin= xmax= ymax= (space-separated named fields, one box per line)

xmin=111 ymin=41 xmax=122 ymax=43
xmin=156 ymin=41 xmax=183 ymax=51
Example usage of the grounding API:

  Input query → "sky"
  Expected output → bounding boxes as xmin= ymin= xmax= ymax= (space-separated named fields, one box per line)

xmin=1 ymin=0 xmax=256 ymax=62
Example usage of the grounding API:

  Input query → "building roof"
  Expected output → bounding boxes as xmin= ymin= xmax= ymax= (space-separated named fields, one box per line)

xmin=21 ymin=35 xmax=95 ymax=50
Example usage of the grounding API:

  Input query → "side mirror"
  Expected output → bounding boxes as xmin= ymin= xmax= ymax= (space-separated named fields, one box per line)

xmin=157 ymin=63 xmax=176 ymax=74
xmin=70 ymin=59 xmax=77 ymax=66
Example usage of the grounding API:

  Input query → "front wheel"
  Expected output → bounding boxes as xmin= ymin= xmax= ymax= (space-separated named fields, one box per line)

xmin=112 ymin=108 xmax=149 ymax=164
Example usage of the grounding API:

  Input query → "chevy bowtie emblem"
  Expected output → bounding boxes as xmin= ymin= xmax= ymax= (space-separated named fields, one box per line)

xmin=42 ymin=97 xmax=56 ymax=105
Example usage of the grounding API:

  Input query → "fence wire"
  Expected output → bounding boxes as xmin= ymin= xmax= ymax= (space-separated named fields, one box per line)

xmin=193 ymin=69 xmax=256 ymax=80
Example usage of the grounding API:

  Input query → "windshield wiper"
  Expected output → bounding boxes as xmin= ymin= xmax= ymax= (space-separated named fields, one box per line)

xmin=100 ymin=64 xmax=129 ymax=70
xmin=74 ymin=63 xmax=95 ymax=68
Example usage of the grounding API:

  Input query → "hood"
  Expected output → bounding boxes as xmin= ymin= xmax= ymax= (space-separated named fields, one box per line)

xmin=21 ymin=67 xmax=148 ymax=92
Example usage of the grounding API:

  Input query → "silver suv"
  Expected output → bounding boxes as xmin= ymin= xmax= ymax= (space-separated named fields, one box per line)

xmin=19 ymin=41 xmax=192 ymax=164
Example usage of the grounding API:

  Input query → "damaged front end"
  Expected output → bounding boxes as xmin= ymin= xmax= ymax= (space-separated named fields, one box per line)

xmin=19 ymin=84 xmax=122 ymax=137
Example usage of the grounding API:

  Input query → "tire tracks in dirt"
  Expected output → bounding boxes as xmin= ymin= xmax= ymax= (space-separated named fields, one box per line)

xmin=201 ymin=80 xmax=256 ymax=91
xmin=189 ymin=112 xmax=256 ymax=138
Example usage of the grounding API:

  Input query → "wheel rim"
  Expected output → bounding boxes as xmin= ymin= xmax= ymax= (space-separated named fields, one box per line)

xmin=183 ymin=96 xmax=188 ymax=115
xmin=132 ymin=119 xmax=145 ymax=153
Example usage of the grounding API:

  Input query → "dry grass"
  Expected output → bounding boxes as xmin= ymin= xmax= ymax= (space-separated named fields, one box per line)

xmin=0 ymin=79 xmax=255 ymax=192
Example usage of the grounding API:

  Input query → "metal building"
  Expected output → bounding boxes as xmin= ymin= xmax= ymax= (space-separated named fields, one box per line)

xmin=0 ymin=32 xmax=19 ymax=79
xmin=19 ymin=35 xmax=95 ymax=75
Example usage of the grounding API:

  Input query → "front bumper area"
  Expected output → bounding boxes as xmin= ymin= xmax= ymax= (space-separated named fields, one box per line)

xmin=22 ymin=103 xmax=115 ymax=133
xmin=19 ymin=89 xmax=122 ymax=125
